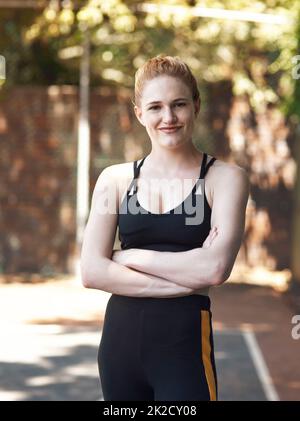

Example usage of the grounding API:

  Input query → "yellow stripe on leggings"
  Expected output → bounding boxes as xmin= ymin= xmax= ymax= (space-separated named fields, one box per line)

xmin=201 ymin=310 xmax=217 ymax=401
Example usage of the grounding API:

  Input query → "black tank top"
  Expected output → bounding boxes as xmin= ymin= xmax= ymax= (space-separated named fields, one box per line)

xmin=118 ymin=152 xmax=216 ymax=252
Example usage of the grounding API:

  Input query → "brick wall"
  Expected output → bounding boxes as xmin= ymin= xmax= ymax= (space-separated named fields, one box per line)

xmin=0 ymin=84 xmax=295 ymax=278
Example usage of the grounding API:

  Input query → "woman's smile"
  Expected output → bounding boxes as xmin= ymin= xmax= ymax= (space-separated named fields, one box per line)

xmin=159 ymin=126 xmax=182 ymax=133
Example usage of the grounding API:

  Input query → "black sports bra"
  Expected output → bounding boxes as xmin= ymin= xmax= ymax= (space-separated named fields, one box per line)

xmin=117 ymin=152 xmax=216 ymax=252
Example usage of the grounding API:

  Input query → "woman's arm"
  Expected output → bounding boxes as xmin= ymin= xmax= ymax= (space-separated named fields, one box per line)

xmin=112 ymin=227 xmax=219 ymax=289
xmin=80 ymin=165 xmax=196 ymax=298
xmin=91 ymin=257 xmax=196 ymax=298
xmin=112 ymin=165 xmax=250 ymax=289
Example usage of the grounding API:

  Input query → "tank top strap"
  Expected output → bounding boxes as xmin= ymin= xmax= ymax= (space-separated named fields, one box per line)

xmin=199 ymin=153 xmax=208 ymax=179
xmin=203 ymin=156 xmax=216 ymax=177
xmin=193 ymin=153 xmax=216 ymax=196
xmin=127 ymin=156 xmax=147 ymax=196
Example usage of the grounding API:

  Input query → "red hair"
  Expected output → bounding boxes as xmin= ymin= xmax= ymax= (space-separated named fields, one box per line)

xmin=133 ymin=54 xmax=200 ymax=108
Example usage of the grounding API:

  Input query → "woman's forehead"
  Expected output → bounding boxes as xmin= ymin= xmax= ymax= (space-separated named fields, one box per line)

xmin=141 ymin=76 xmax=191 ymax=104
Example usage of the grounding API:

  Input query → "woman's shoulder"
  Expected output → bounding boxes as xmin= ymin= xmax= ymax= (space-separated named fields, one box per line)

xmin=99 ymin=161 xmax=134 ymax=181
xmin=208 ymin=155 xmax=249 ymax=196
xmin=209 ymin=155 xmax=248 ymax=180
xmin=100 ymin=161 xmax=136 ymax=207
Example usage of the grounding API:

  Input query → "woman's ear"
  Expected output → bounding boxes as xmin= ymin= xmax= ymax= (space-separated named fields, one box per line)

xmin=194 ymin=97 xmax=201 ymax=117
xmin=134 ymin=105 xmax=145 ymax=127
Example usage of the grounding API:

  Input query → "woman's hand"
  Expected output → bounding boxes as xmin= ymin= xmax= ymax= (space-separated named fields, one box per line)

xmin=202 ymin=226 xmax=218 ymax=249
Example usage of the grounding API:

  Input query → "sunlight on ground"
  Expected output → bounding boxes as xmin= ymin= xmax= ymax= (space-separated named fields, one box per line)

xmin=0 ymin=324 xmax=101 ymax=401
xmin=229 ymin=264 xmax=291 ymax=292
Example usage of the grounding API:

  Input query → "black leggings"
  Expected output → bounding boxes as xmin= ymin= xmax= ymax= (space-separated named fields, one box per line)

xmin=98 ymin=293 xmax=218 ymax=401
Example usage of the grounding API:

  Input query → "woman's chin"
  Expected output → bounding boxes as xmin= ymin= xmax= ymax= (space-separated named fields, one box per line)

xmin=159 ymin=136 xmax=189 ymax=148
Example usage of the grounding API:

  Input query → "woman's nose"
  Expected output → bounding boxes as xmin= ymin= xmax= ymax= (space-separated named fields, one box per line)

xmin=162 ymin=107 xmax=177 ymax=123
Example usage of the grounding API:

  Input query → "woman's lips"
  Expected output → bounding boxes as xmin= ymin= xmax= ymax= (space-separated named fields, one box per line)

xmin=159 ymin=127 xmax=182 ymax=133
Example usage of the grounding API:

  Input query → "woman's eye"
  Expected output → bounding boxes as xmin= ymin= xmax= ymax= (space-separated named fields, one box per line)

xmin=149 ymin=103 xmax=185 ymax=111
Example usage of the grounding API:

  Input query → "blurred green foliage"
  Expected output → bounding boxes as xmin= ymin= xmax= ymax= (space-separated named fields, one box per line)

xmin=0 ymin=0 xmax=300 ymax=116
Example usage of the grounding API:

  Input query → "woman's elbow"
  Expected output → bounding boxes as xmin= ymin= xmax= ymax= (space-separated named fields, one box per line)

xmin=211 ymin=259 xmax=232 ymax=286
xmin=80 ymin=259 xmax=107 ymax=289
xmin=81 ymin=272 xmax=92 ymax=289
xmin=80 ymin=264 xmax=93 ymax=289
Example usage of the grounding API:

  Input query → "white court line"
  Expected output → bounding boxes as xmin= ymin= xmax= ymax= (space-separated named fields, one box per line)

xmin=242 ymin=329 xmax=280 ymax=401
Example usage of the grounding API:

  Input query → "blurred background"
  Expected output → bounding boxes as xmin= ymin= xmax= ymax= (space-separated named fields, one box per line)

xmin=0 ymin=0 xmax=299 ymax=401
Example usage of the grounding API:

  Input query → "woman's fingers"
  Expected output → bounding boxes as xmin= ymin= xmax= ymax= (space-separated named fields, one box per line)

xmin=209 ymin=226 xmax=217 ymax=241
xmin=211 ymin=226 xmax=218 ymax=241
xmin=209 ymin=228 xmax=217 ymax=244
xmin=202 ymin=226 xmax=218 ymax=248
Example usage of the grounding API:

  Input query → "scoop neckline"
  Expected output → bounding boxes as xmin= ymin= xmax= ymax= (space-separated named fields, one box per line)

xmin=135 ymin=180 xmax=211 ymax=216
xmin=134 ymin=153 xmax=214 ymax=216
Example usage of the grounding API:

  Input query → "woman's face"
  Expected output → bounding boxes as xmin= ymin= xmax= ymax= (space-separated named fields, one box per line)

xmin=134 ymin=75 xmax=200 ymax=149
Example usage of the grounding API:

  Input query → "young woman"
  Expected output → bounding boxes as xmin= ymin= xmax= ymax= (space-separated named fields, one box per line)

xmin=80 ymin=55 xmax=249 ymax=401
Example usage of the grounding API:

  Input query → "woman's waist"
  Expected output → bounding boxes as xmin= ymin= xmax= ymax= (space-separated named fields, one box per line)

xmin=121 ymin=243 xmax=201 ymax=252
xmin=193 ymin=287 xmax=210 ymax=296
xmin=108 ymin=292 xmax=211 ymax=312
